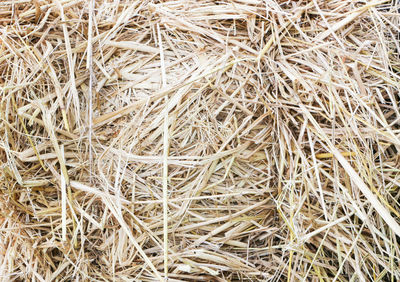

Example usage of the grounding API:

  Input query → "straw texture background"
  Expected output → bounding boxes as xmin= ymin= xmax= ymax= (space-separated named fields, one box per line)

xmin=1 ymin=0 xmax=400 ymax=281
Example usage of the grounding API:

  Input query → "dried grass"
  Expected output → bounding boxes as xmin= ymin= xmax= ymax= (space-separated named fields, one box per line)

xmin=1 ymin=0 xmax=400 ymax=281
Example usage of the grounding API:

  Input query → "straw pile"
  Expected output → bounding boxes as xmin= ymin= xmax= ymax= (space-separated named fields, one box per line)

xmin=1 ymin=0 xmax=400 ymax=280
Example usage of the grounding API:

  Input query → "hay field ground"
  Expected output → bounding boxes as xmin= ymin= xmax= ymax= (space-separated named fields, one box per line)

xmin=1 ymin=0 xmax=400 ymax=281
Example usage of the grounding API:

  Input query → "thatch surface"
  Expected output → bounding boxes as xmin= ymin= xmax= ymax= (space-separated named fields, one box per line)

xmin=1 ymin=0 xmax=400 ymax=281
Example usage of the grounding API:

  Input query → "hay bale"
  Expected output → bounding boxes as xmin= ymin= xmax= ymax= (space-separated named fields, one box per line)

xmin=0 ymin=0 xmax=399 ymax=280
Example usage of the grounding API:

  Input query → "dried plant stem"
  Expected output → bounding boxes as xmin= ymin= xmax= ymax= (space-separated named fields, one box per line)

xmin=1 ymin=0 xmax=400 ymax=281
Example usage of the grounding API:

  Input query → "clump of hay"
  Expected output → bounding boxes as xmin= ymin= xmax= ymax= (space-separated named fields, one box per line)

xmin=1 ymin=0 xmax=400 ymax=280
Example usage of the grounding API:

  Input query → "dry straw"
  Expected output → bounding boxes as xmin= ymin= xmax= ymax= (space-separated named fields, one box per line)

xmin=1 ymin=0 xmax=400 ymax=281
